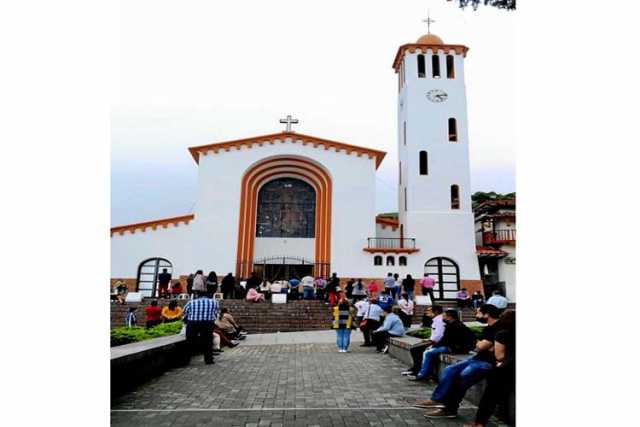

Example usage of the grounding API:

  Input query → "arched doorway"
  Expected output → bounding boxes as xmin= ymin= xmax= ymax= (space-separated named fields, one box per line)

xmin=136 ymin=257 xmax=172 ymax=298
xmin=236 ymin=156 xmax=332 ymax=279
xmin=424 ymin=257 xmax=460 ymax=300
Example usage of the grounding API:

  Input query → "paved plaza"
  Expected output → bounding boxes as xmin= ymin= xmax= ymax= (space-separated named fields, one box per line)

xmin=112 ymin=332 xmax=508 ymax=426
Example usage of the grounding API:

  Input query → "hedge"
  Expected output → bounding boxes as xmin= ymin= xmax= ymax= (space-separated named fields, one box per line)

xmin=111 ymin=321 xmax=183 ymax=347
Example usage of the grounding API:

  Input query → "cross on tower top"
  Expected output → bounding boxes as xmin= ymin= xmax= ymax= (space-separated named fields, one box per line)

xmin=279 ymin=115 xmax=299 ymax=132
xmin=422 ymin=10 xmax=436 ymax=34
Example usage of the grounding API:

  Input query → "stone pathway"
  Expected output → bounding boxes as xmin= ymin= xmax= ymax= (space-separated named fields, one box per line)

xmin=111 ymin=332 xmax=508 ymax=426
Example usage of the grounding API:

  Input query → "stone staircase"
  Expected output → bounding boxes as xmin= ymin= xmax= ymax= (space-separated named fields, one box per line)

xmin=221 ymin=300 xmax=334 ymax=333
xmin=110 ymin=298 xmax=334 ymax=333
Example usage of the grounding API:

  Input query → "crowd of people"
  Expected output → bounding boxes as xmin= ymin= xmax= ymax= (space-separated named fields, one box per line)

xmin=116 ymin=268 xmax=513 ymax=423
xmin=122 ymin=279 xmax=249 ymax=363
xmin=323 ymin=272 xmax=514 ymax=425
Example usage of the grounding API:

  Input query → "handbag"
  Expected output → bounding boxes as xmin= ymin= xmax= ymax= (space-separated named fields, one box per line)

xmin=359 ymin=304 xmax=371 ymax=332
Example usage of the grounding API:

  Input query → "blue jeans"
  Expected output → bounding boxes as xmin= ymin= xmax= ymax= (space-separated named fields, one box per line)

xmin=335 ymin=328 xmax=351 ymax=350
xmin=405 ymin=289 xmax=414 ymax=301
xmin=303 ymin=288 xmax=314 ymax=300
xmin=431 ymin=357 xmax=493 ymax=411
xmin=416 ymin=346 xmax=450 ymax=379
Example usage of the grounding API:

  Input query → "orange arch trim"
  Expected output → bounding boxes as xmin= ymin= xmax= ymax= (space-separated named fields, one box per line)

xmin=235 ymin=157 xmax=332 ymax=279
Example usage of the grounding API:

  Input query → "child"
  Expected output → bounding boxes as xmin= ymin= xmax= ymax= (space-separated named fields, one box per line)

xmin=125 ymin=307 xmax=137 ymax=328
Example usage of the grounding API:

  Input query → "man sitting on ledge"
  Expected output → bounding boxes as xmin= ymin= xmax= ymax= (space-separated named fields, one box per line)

xmin=406 ymin=308 xmax=476 ymax=382
xmin=372 ymin=306 xmax=405 ymax=354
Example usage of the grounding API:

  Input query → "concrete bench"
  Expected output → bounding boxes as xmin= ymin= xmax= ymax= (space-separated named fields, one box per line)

xmin=388 ymin=335 xmax=429 ymax=366
xmin=111 ymin=335 xmax=190 ymax=397
xmin=388 ymin=337 xmax=514 ymax=425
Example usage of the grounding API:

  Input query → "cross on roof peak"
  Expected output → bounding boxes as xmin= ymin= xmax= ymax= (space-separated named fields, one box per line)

xmin=422 ymin=10 xmax=436 ymax=34
xmin=279 ymin=115 xmax=299 ymax=132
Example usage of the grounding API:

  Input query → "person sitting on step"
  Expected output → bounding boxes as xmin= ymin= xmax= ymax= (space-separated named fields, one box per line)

xmin=246 ymin=287 xmax=265 ymax=303
xmin=161 ymin=300 xmax=183 ymax=322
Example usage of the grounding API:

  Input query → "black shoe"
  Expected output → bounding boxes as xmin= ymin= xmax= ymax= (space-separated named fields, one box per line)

xmin=205 ymin=360 xmax=215 ymax=365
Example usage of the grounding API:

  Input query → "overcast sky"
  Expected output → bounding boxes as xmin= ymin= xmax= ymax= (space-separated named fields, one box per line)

xmin=112 ymin=0 xmax=515 ymax=226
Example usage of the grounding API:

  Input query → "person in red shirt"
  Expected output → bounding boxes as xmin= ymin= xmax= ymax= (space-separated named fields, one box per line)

xmin=170 ymin=280 xmax=183 ymax=296
xmin=144 ymin=300 xmax=162 ymax=328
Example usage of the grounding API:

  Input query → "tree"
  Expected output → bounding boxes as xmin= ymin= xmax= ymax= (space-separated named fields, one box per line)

xmin=451 ymin=0 xmax=516 ymax=11
xmin=471 ymin=191 xmax=515 ymax=209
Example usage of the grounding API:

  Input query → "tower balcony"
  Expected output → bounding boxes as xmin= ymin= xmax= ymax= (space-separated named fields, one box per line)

xmin=363 ymin=237 xmax=420 ymax=254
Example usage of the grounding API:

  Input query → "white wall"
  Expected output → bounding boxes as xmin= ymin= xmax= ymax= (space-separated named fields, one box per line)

xmin=253 ymin=237 xmax=315 ymax=261
xmin=375 ymin=223 xmax=399 ymax=239
xmin=498 ymin=243 xmax=516 ymax=301
xmin=111 ymin=222 xmax=194 ymax=278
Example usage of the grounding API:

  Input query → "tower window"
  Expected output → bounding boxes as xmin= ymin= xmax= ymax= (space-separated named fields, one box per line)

xmin=451 ymin=185 xmax=460 ymax=210
xmin=386 ymin=256 xmax=395 ymax=266
xmin=419 ymin=151 xmax=428 ymax=175
xmin=432 ymin=55 xmax=441 ymax=78
xmin=448 ymin=118 xmax=458 ymax=142
xmin=399 ymin=256 xmax=407 ymax=266
xmin=403 ymin=121 xmax=407 ymax=146
xmin=374 ymin=255 xmax=383 ymax=266
xmin=404 ymin=187 xmax=407 ymax=211
xmin=417 ymin=54 xmax=426 ymax=78
xmin=399 ymin=161 xmax=402 ymax=184
xmin=446 ymin=55 xmax=455 ymax=79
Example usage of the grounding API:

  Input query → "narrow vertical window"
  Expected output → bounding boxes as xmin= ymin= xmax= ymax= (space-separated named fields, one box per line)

xmin=448 ymin=118 xmax=458 ymax=142
xmin=404 ymin=187 xmax=408 ymax=211
xmin=403 ymin=121 xmax=407 ymax=146
xmin=374 ymin=255 xmax=383 ymax=266
xmin=451 ymin=185 xmax=460 ymax=210
xmin=399 ymin=256 xmax=407 ymax=266
xmin=432 ymin=55 xmax=441 ymax=78
xmin=417 ymin=54 xmax=426 ymax=78
xmin=386 ymin=256 xmax=395 ymax=266
xmin=399 ymin=161 xmax=402 ymax=185
xmin=419 ymin=151 xmax=428 ymax=175
xmin=446 ymin=55 xmax=455 ymax=79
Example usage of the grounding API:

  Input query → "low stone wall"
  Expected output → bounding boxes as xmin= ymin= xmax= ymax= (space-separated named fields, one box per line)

xmin=111 ymin=335 xmax=189 ymax=397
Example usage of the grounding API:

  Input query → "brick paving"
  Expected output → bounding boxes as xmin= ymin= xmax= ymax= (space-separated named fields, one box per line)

xmin=111 ymin=342 xmax=508 ymax=426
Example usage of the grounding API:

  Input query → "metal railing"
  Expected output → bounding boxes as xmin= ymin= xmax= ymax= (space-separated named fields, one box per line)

xmin=483 ymin=229 xmax=516 ymax=244
xmin=366 ymin=237 xmax=416 ymax=249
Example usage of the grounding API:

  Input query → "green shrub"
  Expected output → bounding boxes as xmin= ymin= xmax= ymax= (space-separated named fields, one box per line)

xmin=407 ymin=325 xmax=485 ymax=340
xmin=111 ymin=321 xmax=183 ymax=347
xmin=407 ymin=328 xmax=432 ymax=339
xmin=468 ymin=325 xmax=485 ymax=339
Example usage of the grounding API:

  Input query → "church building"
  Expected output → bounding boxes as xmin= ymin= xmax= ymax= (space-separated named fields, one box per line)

xmin=111 ymin=30 xmax=481 ymax=299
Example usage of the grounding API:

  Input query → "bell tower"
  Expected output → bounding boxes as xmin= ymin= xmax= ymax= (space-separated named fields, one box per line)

xmin=393 ymin=24 xmax=481 ymax=297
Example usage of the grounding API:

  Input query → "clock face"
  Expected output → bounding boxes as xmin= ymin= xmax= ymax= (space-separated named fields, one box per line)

xmin=426 ymin=89 xmax=448 ymax=103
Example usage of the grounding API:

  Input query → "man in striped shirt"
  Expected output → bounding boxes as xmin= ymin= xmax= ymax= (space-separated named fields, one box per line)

xmin=182 ymin=292 xmax=219 ymax=365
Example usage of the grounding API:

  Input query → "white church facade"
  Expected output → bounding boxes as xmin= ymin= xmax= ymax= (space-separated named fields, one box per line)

xmin=111 ymin=31 xmax=482 ymax=299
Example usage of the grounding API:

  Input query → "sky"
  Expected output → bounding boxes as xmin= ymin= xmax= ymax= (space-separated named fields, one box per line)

xmin=112 ymin=0 xmax=515 ymax=226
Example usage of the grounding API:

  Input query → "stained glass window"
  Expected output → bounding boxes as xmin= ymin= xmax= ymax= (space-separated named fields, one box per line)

xmin=255 ymin=178 xmax=316 ymax=238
